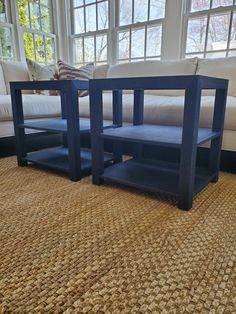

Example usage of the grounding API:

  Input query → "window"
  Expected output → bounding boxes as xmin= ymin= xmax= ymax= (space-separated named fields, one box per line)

xmin=71 ymin=0 xmax=166 ymax=65
xmin=72 ymin=0 xmax=109 ymax=66
xmin=185 ymin=0 xmax=236 ymax=58
xmin=0 ymin=0 xmax=14 ymax=60
xmin=18 ymin=0 xmax=56 ymax=64
xmin=117 ymin=0 xmax=165 ymax=63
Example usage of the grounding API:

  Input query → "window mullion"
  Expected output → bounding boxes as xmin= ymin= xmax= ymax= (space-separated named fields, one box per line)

xmin=203 ymin=13 xmax=210 ymax=57
xmin=226 ymin=10 xmax=234 ymax=56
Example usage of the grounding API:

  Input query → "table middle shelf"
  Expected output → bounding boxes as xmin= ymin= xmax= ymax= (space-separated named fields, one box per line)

xmin=101 ymin=124 xmax=220 ymax=148
xmin=19 ymin=118 xmax=116 ymax=134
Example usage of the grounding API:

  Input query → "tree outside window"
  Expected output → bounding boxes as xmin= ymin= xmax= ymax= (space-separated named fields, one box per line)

xmin=18 ymin=0 xmax=55 ymax=64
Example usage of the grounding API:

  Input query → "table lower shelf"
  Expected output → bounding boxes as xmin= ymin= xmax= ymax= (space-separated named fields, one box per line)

xmin=101 ymin=159 xmax=217 ymax=198
xmin=24 ymin=147 xmax=113 ymax=173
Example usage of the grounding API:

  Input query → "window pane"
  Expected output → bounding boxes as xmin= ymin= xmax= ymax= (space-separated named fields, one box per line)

xmin=74 ymin=7 xmax=84 ymax=33
xmin=131 ymin=28 xmax=145 ymax=58
xmin=118 ymin=31 xmax=130 ymax=59
xmin=41 ymin=0 xmax=49 ymax=6
xmin=0 ymin=0 xmax=6 ymax=22
xmin=74 ymin=0 xmax=83 ymax=6
xmin=45 ymin=36 xmax=54 ymax=63
xmin=74 ymin=38 xmax=83 ymax=63
xmin=98 ymin=1 xmax=108 ymax=30
xmin=150 ymin=0 xmax=166 ymax=20
xmin=230 ymin=11 xmax=236 ymax=49
xmin=0 ymin=27 xmax=13 ymax=59
xmin=134 ymin=0 xmax=148 ymax=23
xmin=119 ymin=0 xmax=132 ymax=26
xmin=228 ymin=50 xmax=236 ymax=56
xmin=206 ymin=51 xmax=227 ymax=57
xmin=185 ymin=53 xmax=204 ymax=58
xmin=146 ymin=25 xmax=162 ymax=57
xmin=191 ymin=0 xmax=210 ymax=12
xmin=85 ymin=4 xmax=96 ymax=32
xmin=186 ymin=17 xmax=207 ymax=53
xmin=35 ymin=34 xmax=45 ymax=63
xmin=30 ymin=2 xmax=41 ymax=30
xmin=18 ymin=0 xmax=30 ymax=28
xmin=84 ymin=36 xmax=94 ymax=62
xmin=85 ymin=0 xmax=94 ymax=4
xmin=24 ymin=32 xmax=35 ymax=60
xmin=41 ymin=6 xmax=51 ymax=33
xmin=212 ymin=0 xmax=233 ymax=8
xmin=96 ymin=34 xmax=107 ymax=61
xmin=207 ymin=14 xmax=230 ymax=51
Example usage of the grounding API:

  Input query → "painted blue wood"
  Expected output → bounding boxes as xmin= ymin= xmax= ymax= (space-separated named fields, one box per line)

xmin=89 ymin=89 xmax=104 ymax=185
xmin=20 ymin=119 xmax=114 ymax=133
xmin=178 ymin=80 xmax=202 ymax=210
xmin=89 ymin=75 xmax=228 ymax=210
xmin=100 ymin=125 xmax=220 ymax=148
xmin=10 ymin=88 xmax=28 ymax=167
xmin=10 ymin=79 xmax=112 ymax=181
xmin=24 ymin=147 xmax=113 ymax=173
xmin=112 ymin=90 xmax=123 ymax=163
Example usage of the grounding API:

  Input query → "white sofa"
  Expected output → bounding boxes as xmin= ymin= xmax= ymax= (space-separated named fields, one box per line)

xmin=1 ymin=57 xmax=236 ymax=155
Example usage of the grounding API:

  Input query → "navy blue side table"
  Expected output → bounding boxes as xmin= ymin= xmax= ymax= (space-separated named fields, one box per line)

xmin=10 ymin=80 xmax=113 ymax=181
xmin=89 ymin=75 xmax=228 ymax=210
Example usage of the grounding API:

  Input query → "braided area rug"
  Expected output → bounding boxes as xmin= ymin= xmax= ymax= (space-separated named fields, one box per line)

xmin=0 ymin=157 xmax=236 ymax=313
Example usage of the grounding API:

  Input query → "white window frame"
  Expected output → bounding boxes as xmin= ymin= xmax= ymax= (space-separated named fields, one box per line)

xmin=0 ymin=0 xmax=16 ymax=60
xmin=70 ymin=0 xmax=110 ymax=66
xmin=183 ymin=0 xmax=236 ymax=58
xmin=16 ymin=0 xmax=57 ymax=64
xmin=115 ymin=1 xmax=166 ymax=63
xmin=70 ymin=0 xmax=172 ymax=65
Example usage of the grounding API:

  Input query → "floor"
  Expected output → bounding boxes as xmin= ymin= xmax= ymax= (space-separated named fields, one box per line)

xmin=0 ymin=157 xmax=236 ymax=313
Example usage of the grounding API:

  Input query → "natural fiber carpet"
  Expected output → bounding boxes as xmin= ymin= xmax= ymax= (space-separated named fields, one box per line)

xmin=0 ymin=157 xmax=236 ymax=314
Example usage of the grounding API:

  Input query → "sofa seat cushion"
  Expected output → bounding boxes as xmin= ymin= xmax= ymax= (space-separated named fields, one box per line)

xmin=1 ymin=93 xmax=236 ymax=131
xmin=78 ymin=93 xmax=236 ymax=131
xmin=107 ymin=58 xmax=198 ymax=96
xmin=0 ymin=95 xmax=62 ymax=121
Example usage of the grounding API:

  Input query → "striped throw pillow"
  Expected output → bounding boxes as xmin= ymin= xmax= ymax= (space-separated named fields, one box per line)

xmin=58 ymin=60 xmax=94 ymax=97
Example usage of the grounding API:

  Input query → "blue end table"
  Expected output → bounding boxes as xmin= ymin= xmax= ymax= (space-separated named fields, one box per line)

xmin=89 ymin=75 xmax=228 ymax=210
xmin=10 ymin=80 xmax=113 ymax=181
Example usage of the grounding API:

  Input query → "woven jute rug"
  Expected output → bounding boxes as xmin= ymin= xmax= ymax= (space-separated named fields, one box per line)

xmin=0 ymin=157 xmax=236 ymax=313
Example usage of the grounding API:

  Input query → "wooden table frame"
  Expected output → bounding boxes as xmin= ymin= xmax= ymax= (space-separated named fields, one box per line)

xmin=89 ymin=75 xmax=228 ymax=210
xmin=10 ymin=80 xmax=89 ymax=181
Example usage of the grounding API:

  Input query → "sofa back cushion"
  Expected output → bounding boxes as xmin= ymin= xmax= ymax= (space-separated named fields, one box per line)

xmin=1 ymin=61 xmax=32 ymax=94
xmin=93 ymin=64 xmax=109 ymax=79
xmin=196 ymin=56 xmax=236 ymax=96
xmin=0 ymin=63 xmax=7 ymax=95
xmin=107 ymin=58 xmax=198 ymax=96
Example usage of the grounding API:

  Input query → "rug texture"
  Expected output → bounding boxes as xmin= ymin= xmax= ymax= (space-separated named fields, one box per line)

xmin=0 ymin=157 xmax=236 ymax=313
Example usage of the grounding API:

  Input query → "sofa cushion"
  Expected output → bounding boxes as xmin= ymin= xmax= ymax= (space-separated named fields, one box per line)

xmin=58 ymin=60 xmax=94 ymax=97
xmin=78 ymin=93 xmax=236 ymax=131
xmin=93 ymin=64 xmax=110 ymax=79
xmin=107 ymin=58 xmax=198 ymax=96
xmin=26 ymin=59 xmax=58 ymax=96
xmin=0 ymin=95 xmax=62 ymax=121
xmin=196 ymin=56 xmax=236 ymax=96
xmin=0 ymin=63 xmax=7 ymax=95
xmin=1 ymin=60 xmax=32 ymax=94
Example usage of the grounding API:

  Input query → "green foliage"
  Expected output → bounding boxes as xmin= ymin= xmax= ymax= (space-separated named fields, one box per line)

xmin=0 ymin=0 xmax=5 ymax=14
xmin=18 ymin=0 xmax=54 ymax=64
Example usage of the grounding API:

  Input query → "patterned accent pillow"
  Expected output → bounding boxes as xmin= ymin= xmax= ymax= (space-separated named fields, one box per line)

xmin=57 ymin=60 xmax=94 ymax=97
xmin=26 ymin=59 xmax=59 ymax=96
